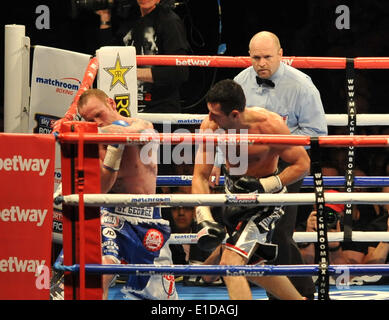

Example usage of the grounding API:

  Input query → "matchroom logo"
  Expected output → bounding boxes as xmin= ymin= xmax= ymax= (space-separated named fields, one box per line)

xmin=35 ymin=76 xmax=81 ymax=95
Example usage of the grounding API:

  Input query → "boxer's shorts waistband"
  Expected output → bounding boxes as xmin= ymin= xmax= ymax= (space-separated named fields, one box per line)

xmin=101 ymin=206 xmax=161 ymax=219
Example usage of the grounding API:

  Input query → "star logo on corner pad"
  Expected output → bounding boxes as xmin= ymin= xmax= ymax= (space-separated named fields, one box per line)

xmin=104 ymin=53 xmax=133 ymax=90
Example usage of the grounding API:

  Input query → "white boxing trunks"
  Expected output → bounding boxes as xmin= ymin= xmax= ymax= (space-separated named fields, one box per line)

xmin=101 ymin=206 xmax=178 ymax=300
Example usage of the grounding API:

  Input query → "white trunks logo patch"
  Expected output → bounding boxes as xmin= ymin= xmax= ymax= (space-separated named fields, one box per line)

xmin=143 ymin=229 xmax=164 ymax=252
xmin=162 ymin=275 xmax=176 ymax=298
xmin=102 ymin=227 xmax=117 ymax=239
xmin=115 ymin=206 xmax=154 ymax=219
xmin=225 ymin=194 xmax=258 ymax=204
xmin=101 ymin=213 xmax=120 ymax=228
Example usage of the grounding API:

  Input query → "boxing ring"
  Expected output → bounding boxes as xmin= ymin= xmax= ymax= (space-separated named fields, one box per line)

xmin=53 ymin=126 xmax=389 ymax=301
xmin=5 ymin=40 xmax=389 ymax=300
xmin=49 ymin=53 xmax=389 ymax=301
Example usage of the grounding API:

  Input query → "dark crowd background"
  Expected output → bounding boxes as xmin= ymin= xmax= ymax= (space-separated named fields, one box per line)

xmin=1 ymin=0 xmax=389 ymax=179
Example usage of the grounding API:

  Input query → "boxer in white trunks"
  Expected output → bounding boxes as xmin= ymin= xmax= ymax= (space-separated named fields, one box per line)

xmin=77 ymin=88 xmax=177 ymax=300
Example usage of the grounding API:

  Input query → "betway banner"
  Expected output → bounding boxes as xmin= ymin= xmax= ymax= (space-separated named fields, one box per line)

xmin=96 ymin=46 xmax=137 ymax=117
xmin=0 ymin=133 xmax=55 ymax=299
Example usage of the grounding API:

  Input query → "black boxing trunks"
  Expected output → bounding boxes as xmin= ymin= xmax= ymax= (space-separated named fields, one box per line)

xmin=222 ymin=165 xmax=286 ymax=263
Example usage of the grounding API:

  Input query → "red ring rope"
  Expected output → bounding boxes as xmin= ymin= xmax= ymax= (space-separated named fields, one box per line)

xmin=136 ymin=55 xmax=389 ymax=69
xmin=57 ymin=130 xmax=389 ymax=147
xmin=63 ymin=57 xmax=98 ymax=120
xmin=53 ymin=57 xmax=99 ymax=132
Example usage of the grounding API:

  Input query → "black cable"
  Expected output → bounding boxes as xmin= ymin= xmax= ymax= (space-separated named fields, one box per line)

xmin=180 ymin=0 xmax=223 ymax=111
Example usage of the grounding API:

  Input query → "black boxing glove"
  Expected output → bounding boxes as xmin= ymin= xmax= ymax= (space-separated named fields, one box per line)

xmin=223 ymin=206 xmax=257 ymax=229
xmin=196 ymin=220 xmax=226 ymax=252
xmin=234 ymin=175 xmax=283 ymax=193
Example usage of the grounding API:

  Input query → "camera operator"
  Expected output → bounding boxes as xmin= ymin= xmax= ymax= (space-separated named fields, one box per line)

xmin=92 ymin=0 xmax=191 ymax=177
xmin=299 ymin=201 xmax=348 ymax=265
xmin=93 ymin=0 xmax=191 ymax=114
xmin=298 ymin=188 xmax=387 ymax=266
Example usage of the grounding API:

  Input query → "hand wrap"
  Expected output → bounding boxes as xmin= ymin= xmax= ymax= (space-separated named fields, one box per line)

xmin=102 ymin=120 xmax=129 ymax=172
xmin=195 ymin=206 xmax=214 ymax=224
xmin=233 ymin=175 xmax=283 ymax=193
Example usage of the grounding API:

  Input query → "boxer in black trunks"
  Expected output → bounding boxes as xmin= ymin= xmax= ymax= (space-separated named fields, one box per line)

xmin=191 ymin=79 xmax=310 ymax=300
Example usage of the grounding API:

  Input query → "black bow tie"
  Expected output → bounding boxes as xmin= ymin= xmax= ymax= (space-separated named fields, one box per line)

xmin=256 ymin=76 xmax=275 ymax=88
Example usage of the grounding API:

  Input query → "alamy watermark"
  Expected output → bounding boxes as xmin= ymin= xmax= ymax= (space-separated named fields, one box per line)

xmin=138 ymin=122 xmax=248 ymax=175
xmin=35 ymin=5 xmax=50 ymax=30
xmin=334 ymin=266 xmax=350 ymax=289
xmin=335 ymin=5 xmax=350 ymax=30
xmin=35 ymin=264 xmax=50 ymax=290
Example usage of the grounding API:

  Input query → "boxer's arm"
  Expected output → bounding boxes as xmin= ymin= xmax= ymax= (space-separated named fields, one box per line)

xmin=99 ymin=120 xmax=129 ymax=193
xmin=277 ymin=145 xmax=310 ymax=187
xmin=192 ymin=119 xmax=217 ymax=221
xmin=99 ymin=119 xmax=154 ymax=193
xmin=192 ymin=148 xmax=215 ymax=222
xmin=102 ymin=118 xmax=154 ymax=133
xmin=234 ymin=175 xmax=283 ymax=194
xmin=192 ymin=119 xmax=226 ymax=251
xmin=99 ymin=145 xmax=118 ymax=193
xmin=261 ymin=111 xmax=310 ymax=187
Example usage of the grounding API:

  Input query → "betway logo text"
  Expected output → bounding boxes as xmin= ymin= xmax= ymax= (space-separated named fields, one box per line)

xmin=0 ymin=155 xmax=50 ymax=176
xmin=0 ymin=257 xmax=46 ymax=274
xmin=176 ymin=59 xmax=211 ymax=66
xmin=0 ymin=206 xmax=48 ymax=227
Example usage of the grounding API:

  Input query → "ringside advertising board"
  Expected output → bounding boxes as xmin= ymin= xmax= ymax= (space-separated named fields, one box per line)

xmin=0 ymin=133 xmax=55 ymax=299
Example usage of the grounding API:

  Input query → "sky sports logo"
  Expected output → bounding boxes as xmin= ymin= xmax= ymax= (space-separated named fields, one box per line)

xmin=35 ymin=76 xmax=81 ymax=95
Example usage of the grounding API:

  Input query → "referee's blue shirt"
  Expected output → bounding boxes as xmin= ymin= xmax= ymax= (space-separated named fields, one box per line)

xmin=234 ymin=62 xmax=328 ymax=136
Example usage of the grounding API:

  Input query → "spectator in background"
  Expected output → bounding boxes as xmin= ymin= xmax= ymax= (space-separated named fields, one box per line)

xmin=161 ymin=186 xmax=201 ymax=265
xmin=363 ymin=210 xmax=389 ymax=266
xmin=299 ymin=197 xmax=350 ymax=265
xmin=96 ymin=0 xmax=191 ymax=176
xmin=96 ymin=0 xmax=190 ymax=114
xmin=295 ymin=160 xmax=341 ymax=227
xmin=299 ymin=191 xmax=389 ymax=284
xmin=361 ymin=183 xmax=389 ymax=285
xmin=169 ymin=203 xmax=197 ymax=264
xmin=298 ymin=166 xmax=389 ymax=284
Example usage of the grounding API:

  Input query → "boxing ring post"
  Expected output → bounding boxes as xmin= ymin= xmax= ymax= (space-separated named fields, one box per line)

xmin=60 ymin=121 xmax=103 ymax=300
xmin=4 ymin=25 xmax=30 ymax=133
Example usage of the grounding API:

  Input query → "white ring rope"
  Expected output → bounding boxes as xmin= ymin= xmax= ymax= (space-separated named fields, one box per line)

xmin=52 ymin=231 xmax=389 ymax=245
xmin=136 ymin=113 xmax=389 ymax=126
xmin=58 ymin=193 xmax=389 ymax=245
xmin=168 ymin=232 xmax=389 ymax=244
xmin=60 ymin=192 xmax=389 ymax=207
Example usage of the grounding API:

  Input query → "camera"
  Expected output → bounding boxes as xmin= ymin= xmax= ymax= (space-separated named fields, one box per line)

xmin=324 ymin=206 xmax=341 ymax=230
